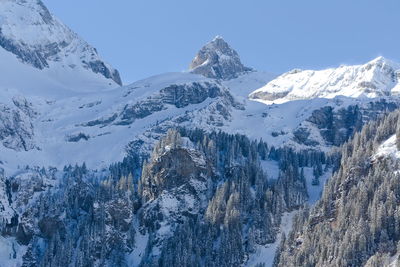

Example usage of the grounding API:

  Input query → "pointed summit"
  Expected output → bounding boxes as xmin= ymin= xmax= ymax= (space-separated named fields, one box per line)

xmin=189 ymin=36 xmax=252 ymax=80
xmin=365 ymin=56 xmax=399 ymax=69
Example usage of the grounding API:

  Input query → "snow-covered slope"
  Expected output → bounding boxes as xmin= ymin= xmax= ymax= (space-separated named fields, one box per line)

xmin=0 ymin=0 xmax=121 ymax=96
xmin=3 ymin=36 xmax=400 ymax=175
xmin=250 ymin=57 xmax=400 ymax=104
xmin=0 ymin=29 xmax=277 ymax=173
xmin=0 ymin=1 xmax=399 ymax=178
xmin=0 ymin=46 xmax=116 ymax=99
xmin=0 ymin=71 xmax=245 ymax=172
xmin=374 ymin=134 xmax=400 ymax=161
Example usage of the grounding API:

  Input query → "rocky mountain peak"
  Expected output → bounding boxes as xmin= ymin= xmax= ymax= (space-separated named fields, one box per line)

xmin=0 ymin=0 xmax=122 ymax=85
xmin=189 ymin=36 xmax=252 ymax=80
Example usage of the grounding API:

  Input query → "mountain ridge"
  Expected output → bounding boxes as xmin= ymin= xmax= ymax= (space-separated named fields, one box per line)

xmin=250 ymin=56 xmax=400 ymax=104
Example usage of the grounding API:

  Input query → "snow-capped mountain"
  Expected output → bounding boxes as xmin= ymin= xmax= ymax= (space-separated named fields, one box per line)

xmin=1 ymin=1 xmax=400 ymax=266
xmin=1 ymin=32 xmax=399 ymax=173
xmin=189 ymin=36 xmax=253 ymax=80
xmin=250 ymin=56 xmax=400 ymax=104
xmin=0 ymin=1 xmax=398 ymax=173
xmin=0 ymin=0 xmax=121 ymax=97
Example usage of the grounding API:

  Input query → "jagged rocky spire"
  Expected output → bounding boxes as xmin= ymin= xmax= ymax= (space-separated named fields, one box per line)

xmin=189 ymin=36 xmax=252 ymax=80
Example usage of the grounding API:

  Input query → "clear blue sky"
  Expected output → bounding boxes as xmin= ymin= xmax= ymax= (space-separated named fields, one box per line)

xmin=43 ymin=0 xmax=400 ymax=84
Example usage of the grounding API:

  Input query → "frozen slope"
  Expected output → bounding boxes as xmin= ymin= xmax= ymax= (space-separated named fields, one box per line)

xmin=0 ymin=32 xmax=277 ymax=174
xmin=0 ymin=72 xmax=244 ymax=172
xmin=0 ymin=46 xmax=117 ymax=100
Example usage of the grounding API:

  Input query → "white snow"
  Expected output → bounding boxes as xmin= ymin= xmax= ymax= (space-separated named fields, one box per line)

xmin=222 ymin=95 xmax=330 ymax=150
xmin=246 ymin=211 xmax=297 ymax=267
xmin=303 ymin=167 xmax=332 ymax=204
xmin=126 ymin=231 xmax=149 ymax=267
xmin=0 ymin=48 xmax=117 ymax=99
xmin=0 ymin=237 xmax=26 ymax=267
xmin=375 ymin=135 xmax=400 ymax=160
xmin=222 ymin=71 xmax=277 ymax=99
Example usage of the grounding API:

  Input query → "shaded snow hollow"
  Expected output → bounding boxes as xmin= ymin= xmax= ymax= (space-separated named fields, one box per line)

xmin=246 ymin=212 xmax=296 ymax=267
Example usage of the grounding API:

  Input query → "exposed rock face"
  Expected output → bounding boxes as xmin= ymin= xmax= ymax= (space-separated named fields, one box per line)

xmin=139 ymin=144 xmax=212 ymax=203
xmin=1 ymin=168 xmax=57 ymax=245
xmin=119 ymin=82 xmax=224 ymax=125
xmin=0 ymin=166 xmax=137 ymax=266
xmin=0 ymin=96 xmax=36 ymax=151
xmin=0 ymin=170 xmax=16 ymax=233
xmin=294 ymin=99 xmax=398 ymax=147
xmin=0 ymin=28 xmax=49 ymax=70
xmin=250 ymin=90 xmax=289 ymax=102
xmin=189 ymin=36 xmax=252 ymax=80
xmin=82 ymin=80 xmax=237 ymax=128
xmin=0 ymin=0 xmax=122 ymax=85
xmin=84 ymin=60 xmax=122 ymax=86
xmin=138 ymin=136 xmax=212 ymax=260
xmin=66 ymin=132 xmax=90 ymax=143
